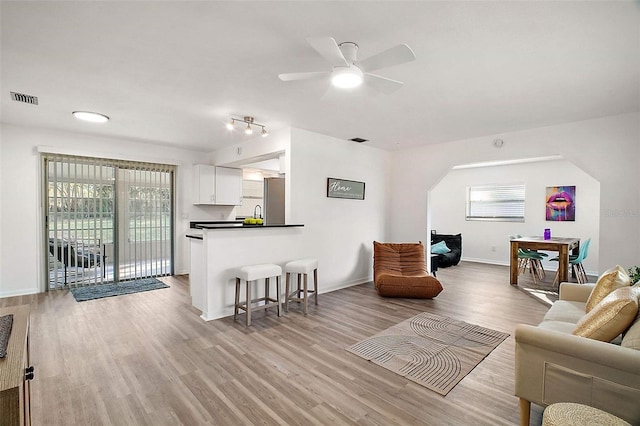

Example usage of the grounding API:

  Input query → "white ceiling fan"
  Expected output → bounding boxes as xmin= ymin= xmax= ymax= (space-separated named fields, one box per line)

xmin=278 ymin=36 xmax=416 ymax=94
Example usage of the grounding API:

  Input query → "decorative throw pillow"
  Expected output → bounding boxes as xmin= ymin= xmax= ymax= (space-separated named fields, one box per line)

xmin=585 ymin=265 xmax=631 ymax=313
xmin=573 ymin=286 xmax=638 ymax=342
xmin=621 ymin=283 xmax=640 ymax=350
xmin=431 ymin=240 xmax=451 ymax=254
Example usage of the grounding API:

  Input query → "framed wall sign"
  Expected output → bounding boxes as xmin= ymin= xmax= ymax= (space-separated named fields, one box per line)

xmin=327 ymin=178 xmax=365 ymax=200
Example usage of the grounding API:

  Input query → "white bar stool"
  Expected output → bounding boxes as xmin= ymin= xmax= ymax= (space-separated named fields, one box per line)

xmin=284 ymin=258 xmax=318 ymax=315
xmin=234 ymin=263 xmax=282 ymax=326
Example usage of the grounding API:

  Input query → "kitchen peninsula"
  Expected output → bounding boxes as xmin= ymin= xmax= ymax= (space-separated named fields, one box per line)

xmin=187 ymin=223 xmax=305 ymax=321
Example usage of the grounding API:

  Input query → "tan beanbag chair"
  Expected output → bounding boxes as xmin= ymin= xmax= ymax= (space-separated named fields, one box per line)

xmin=373 ymin=241 xmax=443 ymax=298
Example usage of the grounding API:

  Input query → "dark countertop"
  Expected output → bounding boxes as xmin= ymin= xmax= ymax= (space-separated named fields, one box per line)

xmin=185 ymin=222 xmax=303 ymax=239
xmin=194 ymin=224 xmax=304 ymax=230
xmin=189 ymin=220 xmax=243 ymax=229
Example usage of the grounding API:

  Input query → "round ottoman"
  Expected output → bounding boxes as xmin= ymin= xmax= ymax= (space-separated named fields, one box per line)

xmin=542 ymin=403 xmax=630 ymax=426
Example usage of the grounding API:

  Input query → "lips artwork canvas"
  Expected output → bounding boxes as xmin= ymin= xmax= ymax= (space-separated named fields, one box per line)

xmin=546 ymin=185 xmax=576 ymax=221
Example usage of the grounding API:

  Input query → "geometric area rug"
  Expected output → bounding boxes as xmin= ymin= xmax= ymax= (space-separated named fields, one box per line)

xmin=346 ymin=312 xmax=509 ymax=395
xmin=70 ymin=277 xmax=169 ymax=302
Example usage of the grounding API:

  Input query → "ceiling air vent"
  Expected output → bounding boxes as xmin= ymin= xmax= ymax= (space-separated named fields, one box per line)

xmin=349 ymin=137 xmax=368 ymax=143
xmin=10 ymin=91 xmax=38 ymax=105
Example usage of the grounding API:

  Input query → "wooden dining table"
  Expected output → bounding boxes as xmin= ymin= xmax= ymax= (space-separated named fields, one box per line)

xmin=510 ymin=236 xmax=580 ymax=285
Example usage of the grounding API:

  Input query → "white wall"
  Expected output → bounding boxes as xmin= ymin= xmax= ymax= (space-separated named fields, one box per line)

xmin=2 ymin=112 xmax=637 ymax=298
xmin=0 ymin=122 xmax=388 ymax=298
xmin=389 ymin=112 xmax=640 ymax=274
xmin=0 ymin=123 xmax=226 ymax=297
xmin=211 ymin=128 xmax=291 ymax=167
xmin=214 ymin=127 xmax=389 ymax=291
xmin=0 ymin=130 xmax=2 ymax=294
xmin=430 ymin=159 xmax=600 ymax=274
xmin=288 ymin=128 xmax=389 ymax=290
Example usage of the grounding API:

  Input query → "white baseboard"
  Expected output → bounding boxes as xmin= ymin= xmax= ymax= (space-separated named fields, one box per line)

xmin=0 ymin=287 xmax=39 ymax=299
xmin=200 ymin=307 xmax=233 ymax=322
xmin=321 ymin=276 xmax=371 ymax=294
xmin=197 ymin=275 xmax=372 ymax=322
xmin=462 ymin=257 xmax=509 ymax=267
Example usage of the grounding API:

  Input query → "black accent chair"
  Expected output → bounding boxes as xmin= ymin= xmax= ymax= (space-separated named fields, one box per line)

xmin=431 ymin=233 xmax=462 ymax=268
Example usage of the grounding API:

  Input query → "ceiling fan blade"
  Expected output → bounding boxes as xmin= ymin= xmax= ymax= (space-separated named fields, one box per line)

xmin=364 ymin=73 xmax=404 ymax=94
xmin=278 ymin=71 xmax=329 ymax=82
xmin=306 ymin=36 xmax=349 ymax=67
xmin=358 ymin=44 xmax=416 ymax=73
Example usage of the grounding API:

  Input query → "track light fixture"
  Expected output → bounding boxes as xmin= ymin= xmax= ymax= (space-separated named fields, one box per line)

xmin=226 ymin=116 xmax=268 ymax=137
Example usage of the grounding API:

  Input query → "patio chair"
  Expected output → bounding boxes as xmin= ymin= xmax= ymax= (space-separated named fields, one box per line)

xmin=48 ymin=238 xmax=101 ymax=285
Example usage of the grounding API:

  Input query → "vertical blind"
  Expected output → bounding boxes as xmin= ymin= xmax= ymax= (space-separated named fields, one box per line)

xmin=44 ymin=154 xmax=175 ymax=289
xmin=118 ymin=166 xmax=174 ymax=282
xmin=466 ymin=184 xmax=526 ymax=222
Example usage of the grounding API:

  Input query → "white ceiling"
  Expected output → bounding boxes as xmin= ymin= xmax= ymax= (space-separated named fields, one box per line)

xmin=2 ymin=1 xmax=639 ymax=152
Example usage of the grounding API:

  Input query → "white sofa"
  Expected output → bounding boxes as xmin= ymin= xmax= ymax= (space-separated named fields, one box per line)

xmin=515 ymin=282 xmax=640 ymax=426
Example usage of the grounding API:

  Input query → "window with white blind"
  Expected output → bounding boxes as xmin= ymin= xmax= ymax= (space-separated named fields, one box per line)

xmin=44 ymin=154 xmax=175 ymax=289
xmin=466 ymin=184 xmax=525 ymax=222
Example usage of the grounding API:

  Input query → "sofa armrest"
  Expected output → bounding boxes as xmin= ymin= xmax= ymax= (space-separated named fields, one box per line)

xmin=515 ymin=324 xmax=640 ymax=369
xmin=515 ymin=324 xmax=640 ymax=423
xmin=559 ymin=282 xmax=595 ymax=302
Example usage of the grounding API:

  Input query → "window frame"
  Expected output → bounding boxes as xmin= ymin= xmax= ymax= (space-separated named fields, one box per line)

xmin=465 ymin=183 xmax=526 ymax=222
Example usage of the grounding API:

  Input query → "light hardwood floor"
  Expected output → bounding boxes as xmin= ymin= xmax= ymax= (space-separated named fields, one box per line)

xmin=1 ymin=262 xmax=551 ymax=425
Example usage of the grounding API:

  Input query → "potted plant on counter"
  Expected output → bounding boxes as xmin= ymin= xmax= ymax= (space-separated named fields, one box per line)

xmin=629 ymin=266 xmax=640 ymax=285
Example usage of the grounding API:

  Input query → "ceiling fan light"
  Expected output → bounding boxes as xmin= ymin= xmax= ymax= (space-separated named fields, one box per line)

xmin=72 ymin=111 xmax=109 ymax=123
xmin=331 ymin=66 xmax=363 ymax=89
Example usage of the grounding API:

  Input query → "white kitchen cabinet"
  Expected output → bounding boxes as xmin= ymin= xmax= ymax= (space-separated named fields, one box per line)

xmin=193 ymin=165 xmax=243 ymax=205
xmin=242 ymin=180 xmax=264 ymax=198
xmin=214 ymin=166 xmax=243 ymax=205
xmin=193 ymin=164 xmax=216 ymax=204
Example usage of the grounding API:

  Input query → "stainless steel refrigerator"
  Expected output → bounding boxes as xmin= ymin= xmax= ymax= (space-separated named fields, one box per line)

xmin=264 ymin=177 xmax=285 ymax=225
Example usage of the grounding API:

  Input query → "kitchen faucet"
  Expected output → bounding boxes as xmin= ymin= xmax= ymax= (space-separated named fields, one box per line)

xmin=253 ymin=204 xmax=262 ymax=219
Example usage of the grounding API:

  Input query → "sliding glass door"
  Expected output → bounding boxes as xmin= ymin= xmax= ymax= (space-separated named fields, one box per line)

xmin=44 ymin=154 xmax=174 ymax=290
xmin=117 ymin=168 xmax=173 ymax=281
